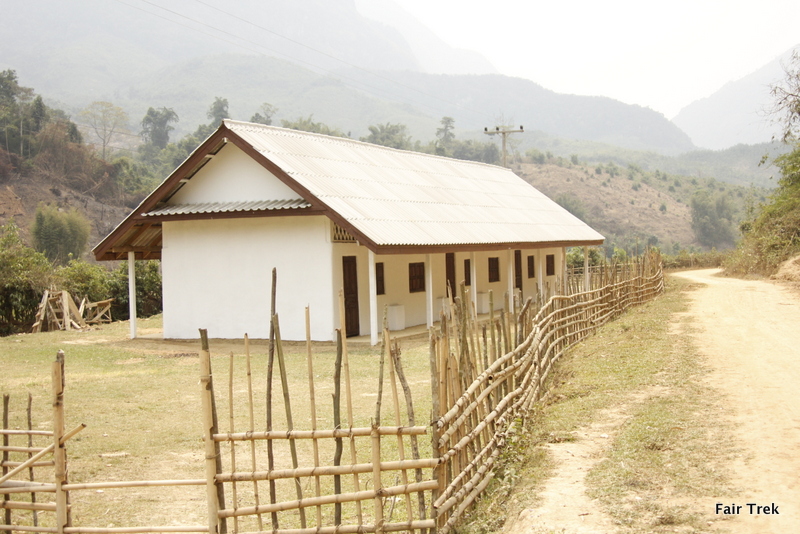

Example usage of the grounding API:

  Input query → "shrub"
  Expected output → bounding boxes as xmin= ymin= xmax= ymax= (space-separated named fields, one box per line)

xmin=0 ymin=222 xmax=52 ymax=335
xmin=108 ymin=260 xmax=162 ymax=320
xmin=31 ymin=204 xmax=91 ymax=264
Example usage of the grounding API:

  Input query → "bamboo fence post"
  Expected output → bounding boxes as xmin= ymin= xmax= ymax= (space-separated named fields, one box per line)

xmin=243 ymin=335 xmax=264 ymax=532
xmin=52 ymin=351 xmax=68 ymax=533
xmin=305 ymin=308 xmax=323 ymax=528
xmin=2 ymin=394 xmax=9 ymax=527
xmin=273 ymin=314 xmax=306 ymax=528
xmin=266 ymin=270 xmax=279 ymax=531
xmin=332 ymin=330 xmax=344 ymax=526
xmin=199 ymin=330 xmax=226 ymax=534
xmin=385 ymin=329 xmax=412 ymax=524
xmin=338 ymin=290 xmax=364 ymax=525
xmin=28 ymin=393 xmax=38 ymax=527
xmin=371 ymin=421 xmax=384 ymax=534
xmin=429 ymin=330 xmax=444 ymax=534
xmin=227 ymin=352 xmax=239 ymax=533
xmin=391 ymin=340 xmax=426 ymax=525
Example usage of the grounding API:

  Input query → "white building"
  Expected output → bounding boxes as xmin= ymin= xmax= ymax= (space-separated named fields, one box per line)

xmin=94 ymin=120 xmax=604 ymax=343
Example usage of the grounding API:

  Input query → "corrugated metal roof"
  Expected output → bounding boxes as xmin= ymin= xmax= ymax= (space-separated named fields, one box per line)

xmin=143 ymin=199 xmax=312 ymax=217
xmin=224 ymin=120 xmax=604 ymax=247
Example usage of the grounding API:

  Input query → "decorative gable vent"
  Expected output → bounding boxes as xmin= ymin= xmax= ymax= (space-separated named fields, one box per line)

xmin=332 ymin=221 xmax=356 ymax=243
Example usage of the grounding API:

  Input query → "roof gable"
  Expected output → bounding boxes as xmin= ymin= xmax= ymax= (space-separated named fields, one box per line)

xmin=168 ymin=142 xmax=303 ymax=205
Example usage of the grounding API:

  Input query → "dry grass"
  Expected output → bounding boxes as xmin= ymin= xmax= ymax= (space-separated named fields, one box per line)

xmin=0 ymin=316 xmax=435 ymax=530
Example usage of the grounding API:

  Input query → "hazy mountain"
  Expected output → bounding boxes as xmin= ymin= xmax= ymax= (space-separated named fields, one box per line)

xmin=672 ymin=45 xmax=799 ymax=150
xmin=353 ymin=0 xmax=498 ymax=75
xmin=1 ymin=0 xmax=694 ymax=155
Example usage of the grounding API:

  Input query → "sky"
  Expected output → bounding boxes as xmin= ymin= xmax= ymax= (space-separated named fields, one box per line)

xmin=391 ymin=0 xmax=800 ymax=118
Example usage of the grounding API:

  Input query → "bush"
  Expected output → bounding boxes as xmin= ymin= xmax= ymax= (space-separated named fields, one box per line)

xmin=108 ymin=260 xmax=162 ymax=320
xmin=0 ymin=222 xmax=52 ymax=335
xmin=31 ymin=204 xmax=91 ymax=264
xmin=57 ymin=260 xmax=112 ymax=303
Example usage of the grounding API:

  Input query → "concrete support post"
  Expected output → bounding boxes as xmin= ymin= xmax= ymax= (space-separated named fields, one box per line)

xmin=128 ymin=251 xmax=137 ymax=339
xmin=470 ymin=251 xmax=478 ymax=318
xmin=425 ymin=254 xmax=434 ymax=328
xmin=368 ymin=250 xmax=378 ymax=346
xmin=536 ymin=250 xmax=544 ymax=297
xmin=507 ymin=249 xmax=514 ymax=311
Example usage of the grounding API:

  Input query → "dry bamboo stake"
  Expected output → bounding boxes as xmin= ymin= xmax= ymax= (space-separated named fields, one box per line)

xmin=338 ymin=290 xmax=364 ymax=524
xmin=28 ymin=393 xmax=38 ymax=527
xmin=52 ymin=352 xmax=67 ymax=534
xmin=227 ymin=353 xmax=239 ymax=534
xmin=305 ymin=308 xmax=322 ymax=528
xmin=199 ymin=331 xmax=224 ymax=534
xmin=243 ymin=335 xmax=264 ymax=532
xmin=332 ymin=330 xmax=344 ymax=526
xmin=385 ymin=330 xmax=412 ymax=524
xmin=273 ymin=314 xmax=306 ymax=528
xmin=391 ymin=340 xmax=426 ymax=526
xmin=2 ymin=394 xmax=9 ymax=528
xmin=371 ymin=422 xmax=384 ymax=534
xmin=266 ymin=269 xmax=279 ymax=531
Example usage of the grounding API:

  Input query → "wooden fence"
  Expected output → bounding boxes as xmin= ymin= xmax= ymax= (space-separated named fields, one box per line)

xmin=1 ymin=254 xmax=663 ymax=534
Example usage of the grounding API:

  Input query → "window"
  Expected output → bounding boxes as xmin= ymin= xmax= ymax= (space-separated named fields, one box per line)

xmin=464 ymin=259 xmax=471 ymax=286
xmin=409 ymin=262 xmax=425 ymax=293
xmin=527 ymin=255 xmax=535 ymax=278
xmin=488 ymin=257 xmax=500 ymax=283
xmin=514 ymin=250 xmax=522 ymax=291
xmin=546 ymin=254 xmax=555 ymax=276
xmin=376 ymin=262 xmax=385 ymax=295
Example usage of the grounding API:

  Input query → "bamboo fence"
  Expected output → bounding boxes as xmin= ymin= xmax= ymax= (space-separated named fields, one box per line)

xmin=1 ymin=253 xmax=663 ymax=534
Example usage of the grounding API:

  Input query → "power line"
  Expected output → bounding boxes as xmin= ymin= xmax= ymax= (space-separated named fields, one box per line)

xmin=116 ymin=0 xmax=493 ymax=122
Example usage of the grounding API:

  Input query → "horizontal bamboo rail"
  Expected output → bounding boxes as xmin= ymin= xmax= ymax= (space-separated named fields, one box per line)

xmin=217 ymin=459 xmax=440 ymax=483
xmin=63 ymin=479 xmax=205 ymax=491
xmin=63 ymin=528 xmax=209 ymax=533
xmin=213 ymin=426 xmax=428 ymax=442
xmin=218 ymin=480 xmax=441 ymax=518
xmin=0 ymin=525 xmax=58 ymax=532
xmin=0 ymin=423 xmax=85 ymax=485
xmin=235 ymin=519 xmax=437 ymax=534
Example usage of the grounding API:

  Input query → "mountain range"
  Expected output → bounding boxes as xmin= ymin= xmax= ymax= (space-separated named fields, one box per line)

xmin=0 ymin=0 xmax=794 ymax=167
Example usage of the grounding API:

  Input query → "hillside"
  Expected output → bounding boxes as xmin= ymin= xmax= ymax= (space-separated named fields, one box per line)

xmin=672 ymin=45 xmax=798 ymax=149
xmin=0 ymin=175 xmax=130 ymax=257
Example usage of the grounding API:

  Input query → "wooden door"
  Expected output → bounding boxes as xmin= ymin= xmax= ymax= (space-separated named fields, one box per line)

xmin=514 ymin=250 xmax=523 ymax=292
xmin=342 ymin=256 xmax=360 ymax=337
xmin=445 ymin=253 xmax=456 ymax=298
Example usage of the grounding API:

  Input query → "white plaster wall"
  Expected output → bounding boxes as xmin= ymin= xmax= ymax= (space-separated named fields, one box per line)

xmin=162 ymin=216 xmax=335 ymax=340
xmin=168 ymin=143 xmax=301 ymax=204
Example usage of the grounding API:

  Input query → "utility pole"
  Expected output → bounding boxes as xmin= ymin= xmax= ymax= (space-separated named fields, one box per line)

xmin=484 ymin=125 xmax=524 ymax=167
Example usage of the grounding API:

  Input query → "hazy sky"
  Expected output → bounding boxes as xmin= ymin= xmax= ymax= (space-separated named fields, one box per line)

xmin=392 ymin=0 xmax=800 ymax=118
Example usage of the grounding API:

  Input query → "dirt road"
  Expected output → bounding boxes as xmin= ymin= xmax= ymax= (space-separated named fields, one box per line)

xmin=503 ymin=269 xmax=800 ymax=533
xmin=671 ymin=269 xmax=800 ymax=533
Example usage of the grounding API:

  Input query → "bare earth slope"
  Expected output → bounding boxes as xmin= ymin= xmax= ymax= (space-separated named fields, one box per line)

xmin=672 ymin=269 xmax=800 ymax=533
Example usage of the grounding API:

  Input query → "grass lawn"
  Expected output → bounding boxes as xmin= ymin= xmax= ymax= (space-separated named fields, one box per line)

xmin=1 ymin=315 xmax=435 ymax=530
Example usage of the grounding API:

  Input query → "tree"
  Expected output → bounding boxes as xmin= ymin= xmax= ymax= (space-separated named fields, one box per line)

xmin=141 ymin=107 xmax=178 ymax=149
xmin=250 ymin=103 xmax=278 ymax=126
xmin=280 ymin=115 xmax=348 ymax=138
xmin=435 ymin=116 xmax=455 ymax=154
xmin=31 ymin=204 xmax=91 ymax=264
xmin=361 ymin=122 xmax=411 ymax=150
xmin=79 ymin=101 xmax=128 ymax=160
xmin=207 ymin=97 xmax=229 ymax=126
xmin=690 ymin=190 xmax=735 ymax=249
